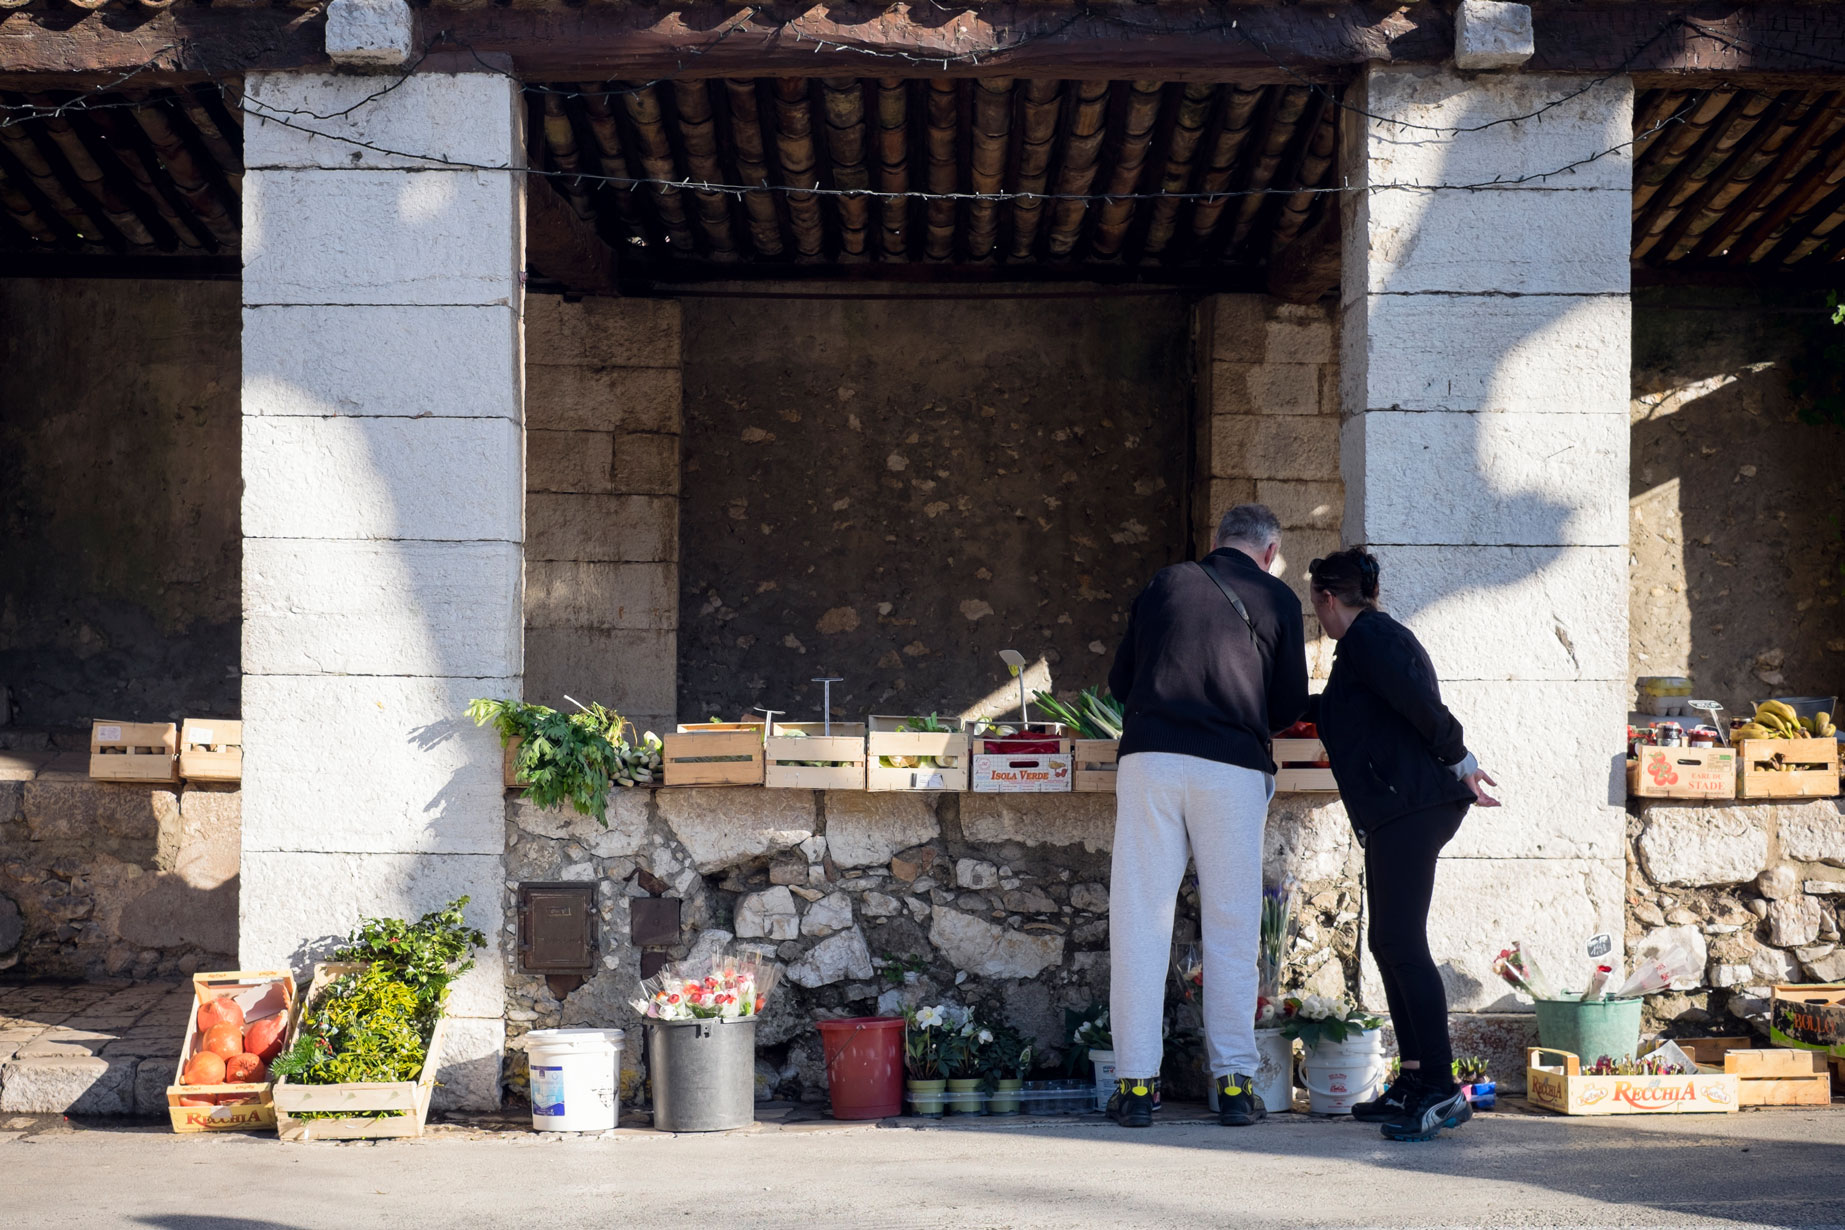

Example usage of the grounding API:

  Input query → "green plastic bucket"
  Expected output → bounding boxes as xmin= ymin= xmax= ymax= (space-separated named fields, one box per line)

xmin=1533 ymin=998 xmax=1644 ymax=1062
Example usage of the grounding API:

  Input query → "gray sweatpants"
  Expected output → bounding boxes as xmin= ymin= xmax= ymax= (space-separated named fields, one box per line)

xmin=1108 ymin=750 xmax=1272 ymax=1080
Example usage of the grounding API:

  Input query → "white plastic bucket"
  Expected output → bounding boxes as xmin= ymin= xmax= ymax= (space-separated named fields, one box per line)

xmin=527 ymin=1028 xmax=624 ymax=1132
xmin=1089 ymin=1049 xmax=1118 ymax=1111
xmin=1203 ymin=1032 xmax=1295 ymax=1113
xmin=1301 ymin=1030 xmax=1386 ymax=1115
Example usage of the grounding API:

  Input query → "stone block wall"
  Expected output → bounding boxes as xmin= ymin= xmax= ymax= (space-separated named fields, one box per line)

xmin=1629 ymin=797 xmax=1845 ymax=1033
xmin=504 ymin=786 xmax=1363 ymax=1106
xmin=1195 ymin=296 xmax=1342 ymax=679
xmin=524 ymin=294 xmax=683 ymax=736
xmin=0 ymin=774 xmax=238 ymax=978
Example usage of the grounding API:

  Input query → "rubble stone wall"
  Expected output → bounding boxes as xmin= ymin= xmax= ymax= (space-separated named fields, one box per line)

xmin=0 ymin=774 xmax=238 ymax=979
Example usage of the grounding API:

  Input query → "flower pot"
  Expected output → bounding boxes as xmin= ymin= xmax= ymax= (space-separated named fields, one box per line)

xmin=1254 ymin=1029 xmax=1296 ymax=1114
xmin=1465 ymin=1079 xmax=1497 ymax=1111
xmin=906 ymin=1078 xmax=946 ymax=1118
xmin=1089 ymin=1048 xmax=1118 ymax=1112
xmin=988 ymin=1078 xmax=1022 ymax=1115
xmin=1301 ymin=1030 xmax=1386 ymax=1116
xmin=945 ymin=1077 xmax=984 ymax=1114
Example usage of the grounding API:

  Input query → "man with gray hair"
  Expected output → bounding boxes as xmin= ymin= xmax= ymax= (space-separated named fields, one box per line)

xmin=1104 ymin=503 xmax=1309 ymax=1128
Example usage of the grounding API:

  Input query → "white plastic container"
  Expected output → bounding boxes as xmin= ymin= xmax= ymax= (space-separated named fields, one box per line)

xmin=1089 ymin=1048 xmax=1118 ymax=1111
xmin=1301 ymin=1030 xmax=1386 ymax=1115
xmin=526 ymin=1028 xmax=624 ymax=1132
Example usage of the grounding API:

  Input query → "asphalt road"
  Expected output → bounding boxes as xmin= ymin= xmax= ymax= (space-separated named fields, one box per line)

xmin=4 ymin=1104 xmax=1844 ymax=1229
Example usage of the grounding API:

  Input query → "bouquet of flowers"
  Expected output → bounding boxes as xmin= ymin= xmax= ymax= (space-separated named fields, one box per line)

xmin=1258 ymin=878 xmax=1298 ymax=1002
xmin=1174 ymin=943 xmax=1203 ymax=1002
xmin=631 ymin=951 xmax=778 ymax=1021
xmin=1279 ymin=995 xmax=1381 ymax=1050
xmin=1492 ymin=941 xmax=1561 ymax=1002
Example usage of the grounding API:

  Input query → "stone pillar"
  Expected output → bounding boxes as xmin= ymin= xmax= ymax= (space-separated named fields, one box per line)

xmin=1340 ymin=66 xmax=1632 ymax=1007
xmin=239 ymin=70 xmax=524 ymax=1108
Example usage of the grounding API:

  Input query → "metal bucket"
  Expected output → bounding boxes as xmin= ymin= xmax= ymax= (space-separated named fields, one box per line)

xmin=646 ymin=1017 xmax=757 ymax=1132
xmin=1533 ymin=997 xmax=1644 ymax=1064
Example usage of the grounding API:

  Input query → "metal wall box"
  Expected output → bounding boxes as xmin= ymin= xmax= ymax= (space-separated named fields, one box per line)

xmin=630 ymin=896 xmax=682 ymax=948
xmin=516 ymin=882 xmax=598 ymax=975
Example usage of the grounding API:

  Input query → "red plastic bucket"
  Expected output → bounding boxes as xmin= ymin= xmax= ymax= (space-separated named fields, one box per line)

xmin=816 ymin=1016 xmax=905 ymax=1119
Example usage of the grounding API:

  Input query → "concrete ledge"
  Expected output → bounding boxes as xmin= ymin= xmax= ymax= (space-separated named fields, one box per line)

xmin=0 ymin=1055 xmax=137 ymax=1114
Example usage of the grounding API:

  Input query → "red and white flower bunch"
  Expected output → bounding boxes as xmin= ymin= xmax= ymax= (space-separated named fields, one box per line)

xmin=633 ymin=952 xmax=780 ymax=1021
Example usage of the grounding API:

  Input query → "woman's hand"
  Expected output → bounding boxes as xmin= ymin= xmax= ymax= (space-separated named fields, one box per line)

xmin=1463 ymin=769 xmax=1501 ymax=807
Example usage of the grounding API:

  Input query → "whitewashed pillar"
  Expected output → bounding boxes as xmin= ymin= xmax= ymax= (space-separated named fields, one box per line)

xmin=239 ymin=70 xmax=524 ymax=1108
xmin=1340 ymin=66 xmax=1632 ymax=1008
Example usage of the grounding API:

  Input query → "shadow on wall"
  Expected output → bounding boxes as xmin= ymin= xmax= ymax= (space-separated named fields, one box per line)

xmin=1631 ymin=287 xmax=1845 ymax=715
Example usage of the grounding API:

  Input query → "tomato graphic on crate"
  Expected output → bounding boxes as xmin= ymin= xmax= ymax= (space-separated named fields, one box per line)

xmin=1644 ymin=751 xmax=1680 ymax=788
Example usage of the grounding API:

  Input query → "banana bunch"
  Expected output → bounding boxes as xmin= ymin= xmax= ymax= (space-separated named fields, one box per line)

xmin=614 ymin=731 xmax=664 ymax=787
xmin=1734 ymin=702 xmax=1834 ymax=765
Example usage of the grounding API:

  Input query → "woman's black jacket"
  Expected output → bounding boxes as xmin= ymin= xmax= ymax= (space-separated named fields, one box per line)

xmin=1308 ymin=609 xmax=1474 ymax=836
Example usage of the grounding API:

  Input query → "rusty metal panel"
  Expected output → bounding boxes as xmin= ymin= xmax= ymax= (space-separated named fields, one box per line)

xmin=516 ymin=882 xmax=597 ymax=974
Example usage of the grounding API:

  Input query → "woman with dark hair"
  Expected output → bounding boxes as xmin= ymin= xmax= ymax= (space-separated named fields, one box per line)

xmin=1306 ymin=547 xmax=1499 ymax=1143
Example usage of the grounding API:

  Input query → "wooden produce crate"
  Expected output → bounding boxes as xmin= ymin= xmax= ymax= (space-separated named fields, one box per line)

xmin=1725 ymin=1048 xmax=1832 ymax=1107
xmin=273 ymin=962 xmax=448 ymax=1142
xmin=165 ymin=969 xmax=297 ymax=1134
xmin=662 ymin=722 xmax=765 ymax=787
xmin=765 ymin=722 xmax=868 ymax=790
xmin=1736 ymin=737 xmax=1840 ymax=799
xmin=178 ymin=719 xmax=242 ymax=782
xmin=866 ymin=716 xmax=969 ymax=793
xmin=1770 ymin=983 xmax=1845 ymax=1057
xmin=971 ymin=724 xmax=1072 ymax=794
xmin=1676 ymin=1036 xmax=1756 ymax=1069
xmin=1524 ymin=1048 xmax=1738 ymax=1116
xmin=1073 ymin=740 xmax=1119 ymax=794
xmin=1273 ymin=738 xmax=1336 ymax=793
xmin=1627 ymin=746 xmax=1736 ymax=800
xmin=502 ymin=737 xmax=525 ymax=788
xmin=89 ymin=720 xmax=178 ymax=783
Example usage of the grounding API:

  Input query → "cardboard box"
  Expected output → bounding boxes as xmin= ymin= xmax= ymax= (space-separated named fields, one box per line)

xmin=1627 ymin=746 xmax=1736 ymax=799
xmin=1524 ymin=1048 xmax=1738 ymax=1116
xmin=1770 ymin=984 xmax=1845 ymax=1057
xmin=89 ymin=720 xmax=178 ymax=783
xmin=165 ymin=970 xmax=297 ymax=1133
xmin=178 ymin=718 xmax=242 ymax=782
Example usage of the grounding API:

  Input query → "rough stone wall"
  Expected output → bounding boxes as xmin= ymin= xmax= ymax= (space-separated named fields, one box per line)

xmin=0 ymin=278 xmax=240 ymax=729
xmin=0 ymin=774 xmax=238 ymax=978
xmin=674 ymin=288 xmax=1190 ymax=723
xmin=1631 ymin=288 xmax=1845 ymax=713
xmin=1195 ymin=295 xmax=1343 ymax=678
xmin=524 ymin=295 xmax=683 ymax=735
xmin=1628 ymin=797 xmax=1845 ymax=1035
xmin=504 ymin=786 xmax=1363 ymax=1105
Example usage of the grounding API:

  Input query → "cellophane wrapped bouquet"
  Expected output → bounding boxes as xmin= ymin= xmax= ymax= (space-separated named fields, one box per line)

xmin=632 ymin=952 xmax=780 ymax=1021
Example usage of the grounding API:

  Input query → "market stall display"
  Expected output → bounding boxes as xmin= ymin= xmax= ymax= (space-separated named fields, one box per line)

xmin=469 ymin=697 xmax=661 ymax=820
xmin=164 ymin=970 xmax=296 ymax=1134
xmin=764 ymin=721 xmax=869 ymax=790
xmin=1525 ymin=1048 xmax=1738 ymax=1116
xmin=866 ymin=715 xmax=968 ymax=792
xmin=970 ymin=722 xmax=1073 ymax=793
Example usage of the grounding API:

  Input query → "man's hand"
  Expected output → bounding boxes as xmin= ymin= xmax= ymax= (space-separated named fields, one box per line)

xmin=1463 ymin=769 xmax=1501 ymax=808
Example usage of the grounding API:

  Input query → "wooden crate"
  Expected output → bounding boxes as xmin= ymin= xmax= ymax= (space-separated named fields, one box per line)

xmin=1073 ymin=740 xmax=1119 ymax=793
xmin=662 ymin=723 xmax=764 ymax=787
xmin=1676 ymin=1036 xmax=1756 ymax=1069
xmin=765 ymin=722 xmax=868 ymax=790
xmin=273 ymin=962 xmax=447 ymax=1142
xmin=866 ymin=716 xmax=969 ymax=793
xmin=1273 ymin=738 xmax=1336 ymax=793
xmin=1627 ymin=746 xmax=1736 ymax=799
xmin=1524 ymin=1048 xmax=1738 ymax=1116
xmin=1770 ymin=983 xmax=1845 ymax=1056
xmin=89 ymin=720 xmax=178 ymax=783
xmin=502 ymin=737 xmax=525 ymax=788
xmin=1737 ymin=737 xmax=1840 ymax=799
xmin=1725 ymin=1048 xmax=1832 ymax=1106
xmin=164 ymin=969 xmax=297 ymax=1134
xmin=178 ymin=719 xmax=242 ymax=782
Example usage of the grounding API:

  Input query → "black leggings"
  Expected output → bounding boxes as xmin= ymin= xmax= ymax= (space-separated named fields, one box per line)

xmin=1364 ymin=801 xmax=1467 ymax=1087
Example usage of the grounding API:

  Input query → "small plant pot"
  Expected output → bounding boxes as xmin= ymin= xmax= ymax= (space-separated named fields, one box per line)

xmin=906 ymin=1078 xmax=946 ymax=1118
xmin=987 ymin=1078 xmax=1022 ymax=1115
xmin=1466 ymin=1080 xmax=1497 ymax=1110
xmin=1020 ymin=1079 xmax=1056 ymax=1115
xmin=945 ymin=1077 xmax=984 ymax=1114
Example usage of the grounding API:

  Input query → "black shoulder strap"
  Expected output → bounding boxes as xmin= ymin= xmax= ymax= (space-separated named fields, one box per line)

xmin=1194 ymin=559 xmax=1258 ymax=645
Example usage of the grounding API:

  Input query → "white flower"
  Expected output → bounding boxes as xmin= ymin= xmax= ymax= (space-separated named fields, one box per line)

xmin=912 ymin=1005 xmax=944 ymax=1030
xmin=977 ymin=1029 xmax=994 ymax=1045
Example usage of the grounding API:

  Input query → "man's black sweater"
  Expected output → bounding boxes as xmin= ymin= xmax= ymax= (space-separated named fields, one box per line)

xmin=1107 ymin=547 xmax=1309 ymax=776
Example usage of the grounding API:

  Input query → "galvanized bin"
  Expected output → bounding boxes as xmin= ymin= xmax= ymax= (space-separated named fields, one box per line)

xmin=646 ymin=1017 xmax=757 ymax=1132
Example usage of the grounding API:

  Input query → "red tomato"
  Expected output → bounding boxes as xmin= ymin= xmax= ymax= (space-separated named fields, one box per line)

xmin=223 ymin=1053 xmax=268 ymax=1084
xmin=202 ymin=1023 xmax=244 ymax=1060
xmin=196 ymin=998 xmax=245 ymax=1033
xmin=244 ymin=1015 xmax=288 ymax=1062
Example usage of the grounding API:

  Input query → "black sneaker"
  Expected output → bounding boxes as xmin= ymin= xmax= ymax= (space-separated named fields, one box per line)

xmin=1351 ymin=1074 xmax=1419 ymax=1123
xmin=1379 ymin=1082 xmax=1472 ymax=1142
xmin=1108 ymin=1077 xmax=1156 ymax=1128
xmin=1218 ymin=1073 xmax=1267 ymax=1127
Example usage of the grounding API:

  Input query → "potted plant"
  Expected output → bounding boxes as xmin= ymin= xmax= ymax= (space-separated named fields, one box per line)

xmin=1282 ymin=995 xmax=1385 ymax=1116
xmin=467 ymin=697 xmax=662 ymax=824
xmin=903 ymin=1005 xmax=948 ymax=1117
xmin=982 ymin=1025 xmax=1031 ymax=1115
xmin=941 ymin=1009 xmax=989 ymax=1115
xmin=1455 ymin=1055 xmax=1495 ymax=1109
